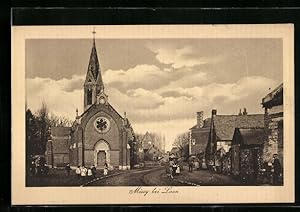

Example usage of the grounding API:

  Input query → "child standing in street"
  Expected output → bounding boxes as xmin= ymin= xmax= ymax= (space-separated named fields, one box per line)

xmin=103 ymin=162 xmax=108 ymax=176
xmin=75 ymin=166 xmax=81 ymax=179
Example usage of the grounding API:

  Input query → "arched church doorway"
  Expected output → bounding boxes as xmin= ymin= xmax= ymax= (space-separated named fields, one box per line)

xmin=94 ymin=139 xmax=110 ymax=168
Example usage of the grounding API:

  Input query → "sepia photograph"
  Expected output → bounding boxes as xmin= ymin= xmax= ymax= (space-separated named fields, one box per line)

xmin=12 ymin=24 xmax=294 ymax=204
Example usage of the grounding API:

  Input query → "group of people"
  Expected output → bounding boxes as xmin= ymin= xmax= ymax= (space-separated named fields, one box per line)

xmin=188 ymin=158 xmax=206 ymax=172
xmin=29 ymin=157 xmax=49 ymax=176
xmin=65 ymin=162 xmax=109 ymax=180
xmin=74 ymin=165 xmax=96 ymax=179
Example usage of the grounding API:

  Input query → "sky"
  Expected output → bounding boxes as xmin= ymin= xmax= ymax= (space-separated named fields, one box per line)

xmin=26 ymin=38 xmax=283 ymax=150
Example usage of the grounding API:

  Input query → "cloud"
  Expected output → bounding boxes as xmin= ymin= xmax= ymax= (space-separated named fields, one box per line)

xmin=63 ymin=75 xmax=85 ymax=92
xmin=167 ymin=71 xmax=208 ymax=88
xmin=26 ymin=76 xmax=84 ymax=120
xmin=160 ymin=90 xmax=193 ymax=98
xmin=104 ymin=64 xmax=209 ymax=93
xmin=108 ymin=87 xmax=165 ymax=110
xmin=104 ymin=64 xmax=169 ymax=91
xmin=149 ymin=45 xmax=211 ymax=69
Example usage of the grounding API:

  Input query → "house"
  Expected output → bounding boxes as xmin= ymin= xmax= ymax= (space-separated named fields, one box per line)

xmin=140 ymin=131 xmax=164 ymax=161
xmin=262 ymin=83 xmax=283 ymax=165
xmin=144 ymin=145 xmax=162 ymax=161
xmin=135 ymin=135 xmax=145 ymax=164
xmin=189 ymin=111 xmax=211 ymax=159
xmin=170 ymin=147 xmax=181 ymax=158
xmin=231 ymin=127 xmax=265 ymax=183
xmin=205 ymin=109 xmax=264 ymax=169
xmin=45 ymin=126 xmax=71 ymax=167
xmin=141 ymin=131 xmax=155 ymax=151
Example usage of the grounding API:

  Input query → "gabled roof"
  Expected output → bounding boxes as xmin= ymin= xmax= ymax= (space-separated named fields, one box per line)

xmin=79 ymin=102 xmax=124 ymax=120
xmin=145 ymin=145 xmax=162 ymax=155
xmin=232 ymin=128 xmax=264 ymax=146
xmin=213 ymin=114 xmax=264 ymax=141
xmin=142 ymin=132 xmax=153 ymax=142
xmin=141 ymin=132 xmax=155 ymax=149
xmin=262 ymin=83 xmax=283 ymax=108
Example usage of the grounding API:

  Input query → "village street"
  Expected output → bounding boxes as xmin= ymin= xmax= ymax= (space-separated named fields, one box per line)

xmin=84 ymin=165 xmax=241 ymax=186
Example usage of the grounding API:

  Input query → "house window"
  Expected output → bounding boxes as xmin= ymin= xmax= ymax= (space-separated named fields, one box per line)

xmin=192 ymin=139 xmax=196 ymax=145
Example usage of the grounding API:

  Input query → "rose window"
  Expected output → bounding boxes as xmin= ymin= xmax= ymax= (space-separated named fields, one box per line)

xmin=94 ymin=117 xmax=110 ymax=133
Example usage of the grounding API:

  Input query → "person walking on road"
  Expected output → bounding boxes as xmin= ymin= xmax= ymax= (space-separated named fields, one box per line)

xmin=172 ymin=162 xmax=178 ymax=177
xmin=188 ymin=160 xmax=194 ymax=172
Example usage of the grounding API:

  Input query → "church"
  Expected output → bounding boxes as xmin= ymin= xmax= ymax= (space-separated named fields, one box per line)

xmin=46 ymin=35 xmax=135 ymax=170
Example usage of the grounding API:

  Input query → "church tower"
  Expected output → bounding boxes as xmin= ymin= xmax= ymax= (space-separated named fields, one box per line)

xmin=84 ymin=30 xmax=107 ymax=111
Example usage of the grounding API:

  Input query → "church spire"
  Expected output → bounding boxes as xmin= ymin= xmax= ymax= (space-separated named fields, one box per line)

xmin=85 ymin=29 xmax=104 ymax=90
xmin=84 ymin=29 xmax=106 ymax=111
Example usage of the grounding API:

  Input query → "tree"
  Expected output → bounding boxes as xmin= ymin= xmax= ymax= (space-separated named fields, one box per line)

xmin=35 ymin=102 xmax=51 ymax=155
xmin=28 ymin=102 xmax=73 ymax=156
xmin=49 ymin=113 xmax=73 ymax=127
xmin=173 ymin=131 xmax=190 ymax=160
xmin=26 ymin=109 xmax=39 ymax=170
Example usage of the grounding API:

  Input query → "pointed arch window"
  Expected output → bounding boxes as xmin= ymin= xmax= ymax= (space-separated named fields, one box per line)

xmin=87 ymin=88 xmax=93 ymax=105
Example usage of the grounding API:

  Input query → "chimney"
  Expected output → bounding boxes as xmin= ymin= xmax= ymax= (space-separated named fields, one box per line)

xmin=243 ymin=108 xmax=248 ymax=115
xmin=196 ymin=111 xmax=204 ymax=128
xmin=212 ymin=109 xmax=217 ymax=116
xmin=238 ymin=108 xmax=242 ymax=115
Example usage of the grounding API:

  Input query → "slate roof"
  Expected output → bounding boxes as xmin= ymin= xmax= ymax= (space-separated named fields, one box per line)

xmin=213 ymin=114 xmax=264 ymax=141
xmin=191 ymin=127 xmax=210 ymax=145
xmin=232 ymin=128 xmax=265 ymax=146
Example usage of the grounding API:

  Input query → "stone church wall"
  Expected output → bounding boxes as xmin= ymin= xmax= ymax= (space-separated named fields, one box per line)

xmin=110 ymin=150 xmax=120 ymax=168
xmin=84 ymin=150 xmax=94 ymax=167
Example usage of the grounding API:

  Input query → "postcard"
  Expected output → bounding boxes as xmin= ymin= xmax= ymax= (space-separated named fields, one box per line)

xmin=12 ymin=24 xmax=294 ymax=204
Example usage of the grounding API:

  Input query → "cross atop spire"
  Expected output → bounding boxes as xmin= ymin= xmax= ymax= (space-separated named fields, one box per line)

xmin=92 ymin=27 xmax=96 ymax=43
